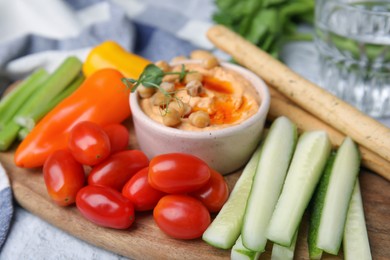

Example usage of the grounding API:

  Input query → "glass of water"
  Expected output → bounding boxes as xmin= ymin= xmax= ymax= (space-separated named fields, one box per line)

xmin=315 ymin=0 xmax=390 ymax=117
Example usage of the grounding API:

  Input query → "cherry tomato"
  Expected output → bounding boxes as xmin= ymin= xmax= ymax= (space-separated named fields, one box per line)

xmin=103 ymin=123 xmax=129 ymax=153
xmin=68 ymin=121 xmax=111 ymax=166
xmin=153 ymin=194 xmax=211 ymax=239
xmin=76 ymin=185 xmax=135 ymax=229
xmin=122 ymin=167 xmax=166 ymax=211
xmin=43 ymin=149 xmax=85 ymax=206
xmin=88 ymin=150 xmax=149 ymax=191
xmin=190 ymin=169 xmax=229 ymax=212
xmin=148 ymin=153 xmax=210 ymax=194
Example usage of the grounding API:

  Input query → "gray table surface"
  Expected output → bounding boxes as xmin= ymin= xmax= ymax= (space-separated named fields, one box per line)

xmin=1 ymin=19 xmax=390 ymax=260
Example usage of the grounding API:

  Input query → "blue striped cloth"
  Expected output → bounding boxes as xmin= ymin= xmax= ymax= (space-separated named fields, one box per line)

xmin=0 ymin=0 xmax=215 ymax=249
xmin=0 ymin=164 xmax=13 ymax=250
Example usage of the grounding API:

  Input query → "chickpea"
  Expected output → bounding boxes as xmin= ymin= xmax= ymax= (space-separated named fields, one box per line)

xmin=168 ymin=101 xmax=191 ymax=117
xmin=160 ymin=82 xmax=175 ymax=93
xmin=137 ymin=84 xmax=156 ymax=98
xmin=162 ymin=65 xmax=183 ymax=83
xmin=163 ymin=74 xmax=179 ymax=83
xmin=202 ymin=56 xmax=219 ymax=69
xmin=186 ymin=80 xmax=203 ymax=97
xmin=189 ymin=111 xmax=210 ymax=128
xmin=153 ymin=91 xmax=171 ymax=106
xmin=155 ymin=60 xmax=171 ymax=72
xmin=190 ymin=50 xmax=214 ymax=60
xmin=172 ymin=64 xmax=186 ymax=72
xmin=184 ymin=71 xmax=203 ymax=84
xmin=171 ymin=55 xmax=187 ymax=63
xmin=182 ymin=103 xmax=192 ymax=116
xmin=162 ymin=108 xmax=181 ymax=127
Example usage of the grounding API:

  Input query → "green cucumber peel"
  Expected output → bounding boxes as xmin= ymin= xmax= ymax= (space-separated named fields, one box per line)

xmin=343 ymin=180 xmax=372 ymax=260
xmin=0 ymin=69 xmax=49 ymax=128
xmin=241 ymin=116 xmax=297 ymax=252
xmin=231 ymin=235 xmax=262 ymax=260
xmin=308 ymin=152 xmax=337 ymax=259
xmin=202 ymin=143 xmax=263 ymax=249
xmin=267 ymin=131 xmax=332 ymax=246
xmin=316 ymin=137 xmax=361 ymax=255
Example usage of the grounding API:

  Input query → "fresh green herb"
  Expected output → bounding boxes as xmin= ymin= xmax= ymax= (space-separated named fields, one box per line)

xmin=122 ymin=64 xmax=189 ymax=94
xmin=213 ymin=0 xmax=315 ymax=58
xmin=122 ymin=63 xmax=193 ymax=117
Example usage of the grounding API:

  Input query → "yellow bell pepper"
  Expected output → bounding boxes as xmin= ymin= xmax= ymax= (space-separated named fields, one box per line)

xmin=83 ymin=41 xmax=150 ymax=78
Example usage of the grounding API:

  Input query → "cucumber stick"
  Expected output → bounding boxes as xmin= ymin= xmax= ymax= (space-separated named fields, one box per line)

xmin=343 ymin=180 xmax=372 ymax=260
xmin=202 ymin=144 xmax=262 ymax=249
xmin=241 ymin=116 xmax=297 ymax=251
xmin=308 ymin=153 xmax=336 ymax=259
xmin=316 ymin=137 xmax=361 ymax=254
xmin=231 ymin=235 xmax=261 ymax=260
xmin=271 ymin=231 xmax=298 ymax=260
xmin=267 ymin=131 xmax=331 ymax=246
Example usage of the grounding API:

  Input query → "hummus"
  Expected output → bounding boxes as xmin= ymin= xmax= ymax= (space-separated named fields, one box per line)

xmin=139 ymin=62 xmax=260 ymax=131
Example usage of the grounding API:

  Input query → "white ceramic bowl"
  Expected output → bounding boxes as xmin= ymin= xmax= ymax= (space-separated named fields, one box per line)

xmin=129 ymin=62 xmax=271 ymax=175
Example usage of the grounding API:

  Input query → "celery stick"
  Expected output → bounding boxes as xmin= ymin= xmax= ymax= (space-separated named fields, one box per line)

xmin=316 ymin=137 xmax=360 ymax=255
xmin=202 ymin=144 xmax=262 ymax=249
xmin=267 ymin=131 xmax=331 ymax=246
xmin=13 ymin=56 xmax=82 ymax=126
xmin=271 ymin=231 xmax=298 ymax=260
xmin=17 ymin=73 xmax=85 ymax=132
xmin=0 ymin=121 xmax=20 ymax=151
xmin=0 ymin=69 xmax=48 ymax=128
xmin=0 ymin=58 xmax=81 ymax=150
xmin=231 ymin=235 xmax=261 ymax=260
xmin=307 ymin=153 xmax=336 ymax=260
xmin=241 ymin=116 xmax=297 ymax=252
xmin=343 ymin=180 xmax=372 ymax=260
xmin=17 ymin=128 xmax=30 ymax=141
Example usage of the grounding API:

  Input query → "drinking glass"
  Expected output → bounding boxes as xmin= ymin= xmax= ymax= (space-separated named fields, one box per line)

xmin=315 ymin=0 xmax=390 ymax=117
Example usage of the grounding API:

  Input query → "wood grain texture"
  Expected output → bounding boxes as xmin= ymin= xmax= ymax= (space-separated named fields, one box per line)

xmin=1 ymin=121 xmax=389 ymax=259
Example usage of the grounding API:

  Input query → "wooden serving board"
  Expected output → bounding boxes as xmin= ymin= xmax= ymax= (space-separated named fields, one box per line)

xmin=1 ymin=119 xmax=389 ymax=259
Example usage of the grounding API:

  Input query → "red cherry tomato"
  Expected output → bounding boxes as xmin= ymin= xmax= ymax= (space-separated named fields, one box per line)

xmin=68 ymin=121 xmax=111 ymax=166
xmin=88 ymin=150 xmax=149 ymax=191
xmin=43 ymin=149 xmax=85 ymax=206
xmin=122 ymin=167 xmax=166 ymax=211
xmin=153 ymin=194 xmax=211 ymax=239
xmin=76 ymin=185 xmax=135 ymax=229
xmin=103 ymin=123 xmax=129 ymax=153
xmin=190 ymin=169 xmax=229 ymax=212
xmin=148 ymin=153 xmax=211 ymax=194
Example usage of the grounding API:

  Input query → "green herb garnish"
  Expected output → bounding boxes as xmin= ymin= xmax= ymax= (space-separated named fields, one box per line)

xmin=122 ymin=63 xmax=193 ymax=117
xmin=122 ymin=64 xmax=188 ymax=94
xmin=213 ymin=0 xmax=315 ymax=58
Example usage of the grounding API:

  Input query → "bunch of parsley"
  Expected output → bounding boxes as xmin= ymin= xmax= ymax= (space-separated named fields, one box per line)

xmin=213 ymin=0 xmax=314 ymax=58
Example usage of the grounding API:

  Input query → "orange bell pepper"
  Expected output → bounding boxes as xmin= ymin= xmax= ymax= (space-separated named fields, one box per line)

xmin=83 ymin=41 xmax=150 ymax=78
xmin=14 ymin=68 xmax=131 ymax=168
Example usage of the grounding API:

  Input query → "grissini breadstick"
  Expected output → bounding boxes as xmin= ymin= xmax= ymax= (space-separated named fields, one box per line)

xmin=268 ymin=87 xmax=390 ymax=181
xmin=207 ymin=25 xmax=390 ymax=163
